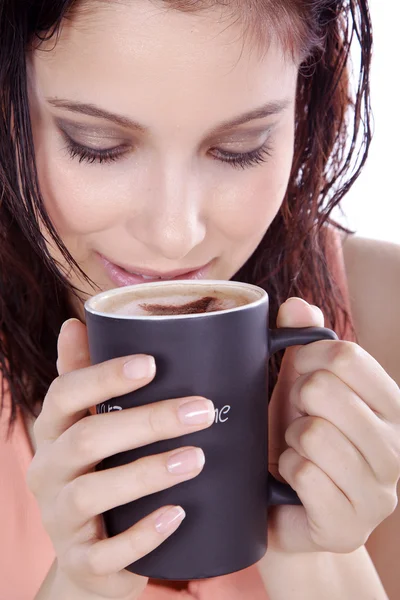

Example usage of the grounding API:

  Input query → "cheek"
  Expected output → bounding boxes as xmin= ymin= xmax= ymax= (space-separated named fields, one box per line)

xmin=33 ymin=115 xmax=294 ymax=247
xmin=34 ymin=136 xmax=132 ymax=236
xmin=212 ymin=132 xmax=294 ymax=240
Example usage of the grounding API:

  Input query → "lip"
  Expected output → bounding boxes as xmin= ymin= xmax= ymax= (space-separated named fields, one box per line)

xmin=97 ymin=253 xmax=213 ymax=287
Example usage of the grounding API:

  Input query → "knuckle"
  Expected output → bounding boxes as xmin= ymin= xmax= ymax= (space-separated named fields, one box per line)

xmin=92 ymin=362 xmax=110 ymax=389
xmin=64 ymin=477 xmax=92 ymax=518
xmin=131 ymin=457 xmax=152 ymax=491
xmin=61 ymin=545 xmax=81 ymax=577
xmin=71 ymin=417 xmax=95 ymax=460
xmin=291 ymin=457 xmax=316 ymax=488
xmin=297 ymin=418 xmax=326 ymax=456
xmin=146 ymin=403 xmax=163 ymax=437
xmin=93 ymin=359 xmax=121 ymax=392
xmin=329 ymin=341 xmax=363 ymax=373
xmin=299 ymin=371 xmax=327 ymax=411
xmin=383 ymin=447 xmax=400 ymax=483
xmin=380 ymin=489 xmax=398 ymax=517
xmin=85 ymin=544 xmax=106 ymax=577
xmin=277 ymin=447 xmax=292 ymax=478
xmin=127 ymin=526 xmax=143 ymax=559
xmin=47 ymin=374 xmax=67 ymax=404
xmin=44 ymin=375 xmax=70 ymax=418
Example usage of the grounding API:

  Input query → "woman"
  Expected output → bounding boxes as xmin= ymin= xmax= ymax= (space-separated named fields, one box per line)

xmin=0 ymin=0 xmax=399 ymax=598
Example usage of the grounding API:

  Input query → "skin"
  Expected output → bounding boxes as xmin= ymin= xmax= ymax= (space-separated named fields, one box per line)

xmin=342 ymin=236 xmax=400 ymax=600
xmin=21 ymin=1 xmax=400 ymax=598
xmin=28 ymin=1 xmax=297 ymax=311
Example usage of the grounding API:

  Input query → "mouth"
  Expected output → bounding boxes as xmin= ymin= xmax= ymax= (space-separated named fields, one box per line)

xmin=97 ymin=253 xmax=214 ymax=287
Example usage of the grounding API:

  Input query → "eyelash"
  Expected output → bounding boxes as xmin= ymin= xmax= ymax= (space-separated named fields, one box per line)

xmin=63 ymin=137 xmax=126 ymax=165
xmin=62 ymin=136 xmax=273 ymax=170
xmin=212 ymin=143 xmax=272 ymax=169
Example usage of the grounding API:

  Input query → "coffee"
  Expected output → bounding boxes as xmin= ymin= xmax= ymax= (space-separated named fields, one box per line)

xmin=84 ymin=278 xmax=337 ymax=580
xmin=91 ymin=283 xmax=259 ymax=317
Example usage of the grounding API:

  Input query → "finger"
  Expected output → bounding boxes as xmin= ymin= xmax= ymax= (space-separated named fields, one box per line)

xmin=72 ymin=505 xmax=186 ymax=577
xmin=57 ymin=319 xmax=91 ymax=375
xmin=289 ymin=370 xmax=399 ymax=485
xmin=59 ymin=446 xmax=205 ymax=531
xmin=273 ymin=448 xmax=366 ymax=554
xmin=294 ymin=339 xmax=400 ymax=423
xmin=34 ymin=353 xmax=156 ymax=444
xmin=49 ymin=396 xmax=214 ymax=481
xmin=284 ymin=416 xmax=385 ymax=517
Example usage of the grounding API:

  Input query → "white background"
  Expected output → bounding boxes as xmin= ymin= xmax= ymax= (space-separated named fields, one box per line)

xmin=336 ymin=1 xmax=399 ymax=244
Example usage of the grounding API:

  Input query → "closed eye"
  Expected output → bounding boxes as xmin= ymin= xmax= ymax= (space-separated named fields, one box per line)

xmin=61 ymin=132 xmax=273 ymax=169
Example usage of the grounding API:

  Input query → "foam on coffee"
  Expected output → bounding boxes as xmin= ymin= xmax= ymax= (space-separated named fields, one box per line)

xmin=93 ymin=283 xmax=258 ymax=317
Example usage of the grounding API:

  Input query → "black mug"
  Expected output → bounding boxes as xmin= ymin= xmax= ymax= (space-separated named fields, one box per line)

xmin=84 ymin=280 xmax=338 ymax=580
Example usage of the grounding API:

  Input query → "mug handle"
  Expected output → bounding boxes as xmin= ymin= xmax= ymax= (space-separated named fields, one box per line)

xmin=267 ymin=326 xmax=339 ymax=506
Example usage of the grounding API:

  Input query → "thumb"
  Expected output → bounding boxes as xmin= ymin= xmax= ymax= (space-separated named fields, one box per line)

xmin=277 ymin=297 xmax=324 ymax=327
xmin=268 ymin=298 xmax=325 ymax=456
xmin=267 ymin=298 xmax=326 ymax=553
xmin=57 ymin=318 xmax=91 ymax=376
xmin=275 ymin=297 xmax=325 ymax=383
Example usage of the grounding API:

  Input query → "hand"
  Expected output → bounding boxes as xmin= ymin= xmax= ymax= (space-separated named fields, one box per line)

xmin=268 ymin=298 xmax=400 ymax=554
xmin=27 ymin=318 xmax=214 ymax=599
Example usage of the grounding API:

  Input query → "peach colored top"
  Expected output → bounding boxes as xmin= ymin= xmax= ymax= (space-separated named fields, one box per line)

xmin=0 ymin=228 xmax=356 ymax=600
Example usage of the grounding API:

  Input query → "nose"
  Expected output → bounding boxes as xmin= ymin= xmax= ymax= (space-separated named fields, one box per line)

xmin=127 ymin=165 xmax=207 ymax=261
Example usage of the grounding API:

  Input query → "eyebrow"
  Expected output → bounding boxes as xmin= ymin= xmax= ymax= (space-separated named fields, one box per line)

xmin=46 ymin=97 xmax=291 ymax=135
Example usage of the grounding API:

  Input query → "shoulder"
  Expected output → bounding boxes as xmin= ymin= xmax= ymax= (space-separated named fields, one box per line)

xmin=340 ymin=232 xmax=400 ymax=384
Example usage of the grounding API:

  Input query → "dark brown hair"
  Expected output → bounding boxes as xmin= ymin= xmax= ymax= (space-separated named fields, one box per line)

xmin=0 ymin=0 xmax=372 ymax=435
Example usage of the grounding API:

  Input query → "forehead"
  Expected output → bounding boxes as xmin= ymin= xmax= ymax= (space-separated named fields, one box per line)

xmin=30 ymin=1 xmax=298 ymax=131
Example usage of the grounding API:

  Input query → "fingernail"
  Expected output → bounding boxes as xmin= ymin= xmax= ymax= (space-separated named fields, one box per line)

xmin=167 ymin=448 xmax=205 ymax=475
xmin=284 ymin=297 xmax=307 ymax=306
xmin=155 ymin=506 xmax=186 ymax=534
xmin=178 ymin=399 xmax=215 ymax=425
xmin=123 ymin=355 xmax=155 ymax=380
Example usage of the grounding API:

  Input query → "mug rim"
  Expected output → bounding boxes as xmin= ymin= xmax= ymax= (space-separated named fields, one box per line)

xmin=84 ymin=279 xmax=268 ymax=321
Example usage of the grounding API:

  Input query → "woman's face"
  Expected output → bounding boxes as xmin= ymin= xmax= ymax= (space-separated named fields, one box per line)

xmin=28 ymin=1 xmax=298 ymax=317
